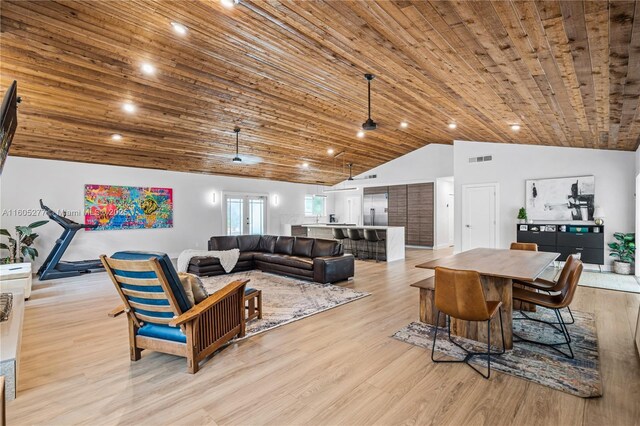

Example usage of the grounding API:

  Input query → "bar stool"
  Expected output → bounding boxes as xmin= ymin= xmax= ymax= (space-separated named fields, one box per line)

xmin=364 ymin=229 xmax=385 ymax=262
xmin=332 ymin=228 xmax=347 ymax=246
xmin=347 ymin=228 xmax=363 ymax=259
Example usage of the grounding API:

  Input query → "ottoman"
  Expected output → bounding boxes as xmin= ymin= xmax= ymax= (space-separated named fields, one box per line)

xmin=0 ymin=263 xmax=33 ymax=299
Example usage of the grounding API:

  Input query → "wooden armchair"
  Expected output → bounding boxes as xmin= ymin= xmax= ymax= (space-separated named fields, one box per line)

xmin=101 ymin=251 xmax=248 ymax=373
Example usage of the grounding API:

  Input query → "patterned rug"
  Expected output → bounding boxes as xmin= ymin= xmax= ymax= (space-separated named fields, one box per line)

xmin=392 ymin=308 xmax=602 ymax=398
xmin=541 ymin=266 xmax=640 ymax=293
xmin=200 ymin=271 xmax=369 ymax=339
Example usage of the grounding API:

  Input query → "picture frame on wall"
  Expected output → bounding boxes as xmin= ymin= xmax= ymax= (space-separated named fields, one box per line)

xmin=525 ymin=175 xmax=595 ymax=221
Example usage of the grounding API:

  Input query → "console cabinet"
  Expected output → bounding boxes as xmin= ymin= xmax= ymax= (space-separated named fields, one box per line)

xmin=516 ymin=224 xmax=604 ymax=265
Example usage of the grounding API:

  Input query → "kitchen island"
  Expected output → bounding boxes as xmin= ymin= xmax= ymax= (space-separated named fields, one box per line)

xmin=283 ymin=224 xmax=405 ymax=262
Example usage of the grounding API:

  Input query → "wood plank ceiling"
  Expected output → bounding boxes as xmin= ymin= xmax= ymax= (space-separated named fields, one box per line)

xmin=1 ymin=1 xmax=639 ymax=185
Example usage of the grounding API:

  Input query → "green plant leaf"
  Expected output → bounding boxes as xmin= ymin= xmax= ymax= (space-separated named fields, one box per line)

xmin=0 ymin=229 xmax=10 ymax=237
xmin=16 ymin=226 xmax=32 ymax=236
xmin=28 ymin=220 xmax=48 ymax=228
xmin=21 ymin=246 xmax=37 ymax=260
xmin=0 ymin=243 xmax=8 ymax=250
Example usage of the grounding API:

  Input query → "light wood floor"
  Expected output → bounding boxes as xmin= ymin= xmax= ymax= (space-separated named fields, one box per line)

xmin=7 ymin=248 xmax=640 ymax=425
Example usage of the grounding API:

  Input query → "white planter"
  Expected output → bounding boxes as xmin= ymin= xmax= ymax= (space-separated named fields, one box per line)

xmin=612 ymin=261 xmax=632 ymax=275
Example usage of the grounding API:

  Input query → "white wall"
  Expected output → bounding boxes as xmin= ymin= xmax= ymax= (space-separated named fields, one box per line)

xmin=331 ymin=143 xmax=454 ymax=224
xmin=436 ymin=177 xmax=454 ymax=249
xmin=454 ymin=140 xmax=636 ymax=269
xmin=0 ymin=157 xmax=333 ymax=268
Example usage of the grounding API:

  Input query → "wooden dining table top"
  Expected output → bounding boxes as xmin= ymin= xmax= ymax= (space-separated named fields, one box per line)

xmin=416 ymin=248 xmax=560 ymax=281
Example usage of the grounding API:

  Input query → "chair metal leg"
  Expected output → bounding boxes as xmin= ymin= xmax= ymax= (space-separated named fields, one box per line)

xmin=513 ymin=308 xmax=574 ymax=359
xmin=431 ymin=311 xmax=505 ymax=379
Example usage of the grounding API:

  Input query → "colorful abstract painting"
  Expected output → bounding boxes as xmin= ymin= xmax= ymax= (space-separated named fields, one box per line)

xmin=84 ymin=184 xmax=173 ymax=231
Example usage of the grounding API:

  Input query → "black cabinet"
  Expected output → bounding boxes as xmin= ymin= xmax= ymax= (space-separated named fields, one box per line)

xmin=517 ymin=224 xmax=604 ymax=265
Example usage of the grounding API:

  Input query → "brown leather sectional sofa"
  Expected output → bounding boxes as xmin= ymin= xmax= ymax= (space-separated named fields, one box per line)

xmin=187 ymin=235 xmax=355 ymax=284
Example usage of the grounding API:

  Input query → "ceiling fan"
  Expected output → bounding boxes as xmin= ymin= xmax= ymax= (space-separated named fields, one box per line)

xmin=362 ymin=73 xmax=377 ymax=131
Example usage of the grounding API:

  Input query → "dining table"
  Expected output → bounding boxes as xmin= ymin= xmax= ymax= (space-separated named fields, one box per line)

xmin=416 ymin=248 xmax=559 ymax=349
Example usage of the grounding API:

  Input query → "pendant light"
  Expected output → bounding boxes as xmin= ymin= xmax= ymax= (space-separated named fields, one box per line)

xmin=232 ymin=127 xmax=242 ymax=163
xmin=362 ymin=73 xmax=377 ymax=131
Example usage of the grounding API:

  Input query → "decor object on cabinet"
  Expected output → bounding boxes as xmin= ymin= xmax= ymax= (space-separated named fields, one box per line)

xmin=608 ymin=232 xmax=635 ymax=275
xmin=0 ymin=220 xmax=48 ymax=264
xmin=517 ymin=207 xmax=527 ymax=224
xmin=593 ymin=207 xmax=605 ymax=226
xmin=84 ymin=184 xmax=173 ymax=230
xmin=525 ymin=176 xmax=595 ymax=221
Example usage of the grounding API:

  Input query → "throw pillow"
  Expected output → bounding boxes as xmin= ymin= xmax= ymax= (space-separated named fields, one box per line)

xmin=178 ymin=272 xmax=209 ymax=304
xmin=177 ymin=273 xmax=196 ymax=306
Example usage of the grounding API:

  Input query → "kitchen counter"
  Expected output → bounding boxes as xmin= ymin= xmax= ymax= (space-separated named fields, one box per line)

xmin=282 ymin=224 xmax=405 ymax=262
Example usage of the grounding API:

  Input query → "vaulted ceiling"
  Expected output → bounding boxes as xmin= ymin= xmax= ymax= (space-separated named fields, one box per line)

xmin=1 ymin=1 xmax=639 ymax=185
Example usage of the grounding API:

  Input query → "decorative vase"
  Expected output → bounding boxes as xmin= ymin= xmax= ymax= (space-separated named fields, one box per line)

xmin=613 ymin=261 xmax=632 ymax=275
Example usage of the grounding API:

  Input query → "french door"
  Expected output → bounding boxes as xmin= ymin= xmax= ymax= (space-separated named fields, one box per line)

xmin=225 ymin=194 xmax=267 ymax=236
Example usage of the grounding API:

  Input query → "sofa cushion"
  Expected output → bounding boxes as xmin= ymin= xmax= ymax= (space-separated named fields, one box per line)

xmin=311 ymin=239 xmax=341 ymax=258
xmin=189 ymin=256 xmax=220 ymax=267
xmin=239 ymin=251 xmax=259 ymax=262
xmin=238 ymin=235 xmax=262 ymax=252
xmin=293 ymin=237 xmax=315 ymax=258
xmin=137 ymin=323 xmax=186 ymax=343
xmin=274 ymin=236 xmax=295 ymax=255
xmin=254 ymin=253 xmax=314 ymax=270
xmin=258 ymin=235 xmax=277 ymax=253
xmin=209 ymin=236 xmax=239 ymax=251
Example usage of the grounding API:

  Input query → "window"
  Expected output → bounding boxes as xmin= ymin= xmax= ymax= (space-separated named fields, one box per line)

xmin=305 ymin=195 xmax=326 ymax=216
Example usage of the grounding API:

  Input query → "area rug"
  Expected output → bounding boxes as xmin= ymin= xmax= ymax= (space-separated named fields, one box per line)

xmin=200 ymin=271 xmax=370 ymax=339
xmin=540 ymin=266 xmax=640 ymax=293
xmin=392 ymin=307 xmax=602 ymax=398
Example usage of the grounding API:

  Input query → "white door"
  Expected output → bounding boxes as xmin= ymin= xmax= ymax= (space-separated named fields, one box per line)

xmin=448 ymin=193 xmax=455 ymax=246
xmin=225 ymin=194 xmax=267 ymax=235
xmin=345 ymin=195 xmax=362 ymax=225
xmin=462 ymin=184 xmax=498 ymax=251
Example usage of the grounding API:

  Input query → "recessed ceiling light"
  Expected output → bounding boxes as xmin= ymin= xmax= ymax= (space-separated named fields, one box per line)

xmin=122 ymin=102 xmax=136 ymax=113
xmin=302 ymin=162 xmax=309 ymax=168
xmin=400 ymin=121 xmax=408 ymax=128
xmin=141 ymin=63 xmax=155 ymax=75
xmin=511 ymin=124 xmax=521 ymax=131
xmin=448 ymin=123 xmax=457 ymax=129
xmin=357 ymin=131 xmax=365 ymax=138
xmin=111 ymin=134 xmax=122 ymax=141
xmin=221 ymin=0 xmax=239 ymax=7
xmin=171 ymin=22 xmax=187 ymax=35
xmin=327 ymin=148 xmax=334 ymax=155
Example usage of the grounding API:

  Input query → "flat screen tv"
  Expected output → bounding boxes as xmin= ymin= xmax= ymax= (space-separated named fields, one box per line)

xmin=0 ymin=80 xmax=19 ymax=175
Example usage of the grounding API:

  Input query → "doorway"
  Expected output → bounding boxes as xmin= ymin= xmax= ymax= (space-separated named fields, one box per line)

xmin=344 ymin=195 xmax=362 ymax=225
xmin=224 ymin=194 xmax=267 ymax=235
xmin=461 ymin=183 xmax=499 ymax=251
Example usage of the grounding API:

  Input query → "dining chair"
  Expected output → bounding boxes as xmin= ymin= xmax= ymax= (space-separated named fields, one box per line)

xmin=514 ymin=254 xmax=578 ymax=325
xmin=431 ymin=267 xmax=505 ymax=379
xmin=510 ymin=242 xmax=538 ymax=251
xmin=512 ymin=257 xmax=583 ymax=359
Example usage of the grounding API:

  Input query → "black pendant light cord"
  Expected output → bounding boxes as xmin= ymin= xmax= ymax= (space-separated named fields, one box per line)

xmin=367 ymin=78 xmax=371 ymax=119
xmin=235 ymin=128 xmax=239 ymax=156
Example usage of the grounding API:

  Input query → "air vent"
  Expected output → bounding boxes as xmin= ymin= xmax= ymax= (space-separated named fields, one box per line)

xmin=469 ymin=155 xmax=492 ymax=163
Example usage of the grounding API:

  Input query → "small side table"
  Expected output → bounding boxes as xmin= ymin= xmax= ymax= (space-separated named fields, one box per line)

xmin=0 ymin=263 xmax=32 ymax=299
xmin=244 ymin=288 xmax=262 ymax=321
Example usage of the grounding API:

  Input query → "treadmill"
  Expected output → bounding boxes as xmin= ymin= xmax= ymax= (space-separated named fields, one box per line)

xmin=37 ymin=199 xmax=105 ymax=280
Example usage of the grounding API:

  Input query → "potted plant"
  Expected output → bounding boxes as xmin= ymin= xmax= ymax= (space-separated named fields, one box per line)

xmin=517 ymin=207 xmax=527 ymax=224
xmin=608 ymin=232 xmax=635 ymax=275
xmin=0 ymin=220 xmax=48 ymax=264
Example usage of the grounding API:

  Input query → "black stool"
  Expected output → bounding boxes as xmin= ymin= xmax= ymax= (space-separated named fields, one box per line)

xmin=347 ymin=228 xmax=363 ymax=258
xmin=332 ymin=228 xmax=346 ymax=246
xmin=364 ymin=229 xmax=385 ymax=262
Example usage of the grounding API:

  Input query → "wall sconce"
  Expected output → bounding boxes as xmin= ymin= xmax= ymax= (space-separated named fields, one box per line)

xmin=212 ymin=192 xmax=217 ymax=204
xmin=273 ymin=194 xmax=279 ymax=206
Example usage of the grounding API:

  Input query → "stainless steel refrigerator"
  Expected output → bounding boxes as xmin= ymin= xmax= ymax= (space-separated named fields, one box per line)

xmin=363 ymin=193 xmax=388 ymax=226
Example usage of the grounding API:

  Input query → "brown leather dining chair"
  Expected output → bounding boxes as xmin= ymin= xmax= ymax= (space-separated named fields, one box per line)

xmin=431 ymin=267 xmax=505 ymax=379
xmin=514 ymin=254 xmax=578 ymax=325
xmin=510 ymin=242 xmax=538 ymax=251
xmin=512 ymin=257 xmax=583 ymax=359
